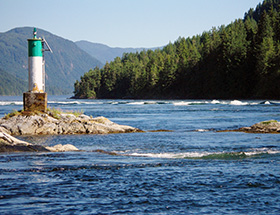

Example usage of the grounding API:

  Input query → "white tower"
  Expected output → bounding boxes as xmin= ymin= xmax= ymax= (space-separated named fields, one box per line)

xmin=24 ymin=28 xmax=52 ymax=112
xmin=27 ymin=28 xmax=52 ymax=92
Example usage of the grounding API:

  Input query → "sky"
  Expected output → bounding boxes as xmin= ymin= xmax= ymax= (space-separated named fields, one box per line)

xmin=0 ymin=0 xmax=262 ymax=48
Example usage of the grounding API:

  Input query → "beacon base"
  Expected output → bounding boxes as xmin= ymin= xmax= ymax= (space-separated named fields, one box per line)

xmin=23 ymin=92 xmax=47 ymax=112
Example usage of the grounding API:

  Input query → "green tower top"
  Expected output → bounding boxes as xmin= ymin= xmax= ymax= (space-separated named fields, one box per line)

xmin=33 ymin=28 xmax=37 ymax=39
xmin=27 ymin=28 xmax=42 ymax=57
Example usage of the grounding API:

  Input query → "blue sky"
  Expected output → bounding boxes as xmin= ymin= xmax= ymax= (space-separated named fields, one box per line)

xmin=0 ymin=0 xmax=262 ymax=48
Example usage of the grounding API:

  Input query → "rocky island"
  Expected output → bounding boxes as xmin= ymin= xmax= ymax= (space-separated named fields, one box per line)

xmin=222 ymin=120 xmax=280 ymax=134
xmin=0 ymin=109 xmax=141 ymax=153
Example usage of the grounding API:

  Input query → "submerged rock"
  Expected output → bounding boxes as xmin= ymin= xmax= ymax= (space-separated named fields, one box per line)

xmin=0 ymin=111 xmax=141 ymax=136
xmin=46 ymin=144 xmax=79 ymax=152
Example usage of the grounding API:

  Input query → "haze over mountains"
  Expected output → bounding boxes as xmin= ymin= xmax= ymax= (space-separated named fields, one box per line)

xmin=76 ymin=40 xmax=158 ymax=64
xmin=0 ymin=27 xmax=155 ymax=95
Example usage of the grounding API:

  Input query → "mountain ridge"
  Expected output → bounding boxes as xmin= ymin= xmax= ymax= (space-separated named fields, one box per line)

xmin=76 ymin=40 xmax=160 ymax=64
xmin=0 ymin=27 xmax=103 ymax=95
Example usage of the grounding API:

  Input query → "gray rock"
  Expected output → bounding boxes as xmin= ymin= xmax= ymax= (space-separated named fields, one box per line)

xmin=0 ymin=110 xmax=141 ymax=153
xmin=0 ymin=112 xmax=141 ymax=136
xmin=231 ymin=120 xmax=280 ymax=133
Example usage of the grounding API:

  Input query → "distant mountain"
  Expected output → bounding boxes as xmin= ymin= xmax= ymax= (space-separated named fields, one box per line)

xmin=76 ymin=40 xmax=159 ymax=64
xmin=0 ymin=27 xmax=103 ymax=95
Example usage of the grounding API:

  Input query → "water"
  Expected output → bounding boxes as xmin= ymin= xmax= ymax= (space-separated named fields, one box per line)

xmin=0 ymin=96 xmax=280 ymax=214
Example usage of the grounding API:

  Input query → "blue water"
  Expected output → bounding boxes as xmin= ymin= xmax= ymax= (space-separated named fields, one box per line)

xmin=0 ymin=96 xmax=280 ymax=214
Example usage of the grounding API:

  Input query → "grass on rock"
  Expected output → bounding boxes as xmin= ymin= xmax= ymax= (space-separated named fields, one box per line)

xmin=3 ymin=108 xmax=84 ymax=120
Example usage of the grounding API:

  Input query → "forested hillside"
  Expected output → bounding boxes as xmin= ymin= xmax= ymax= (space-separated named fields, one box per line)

xmin=74 ymin=0 xmax=280 ymax=99
xmin=0 ymin=27 xmax=102 ymax=95
xmin=0 ymin=69 xmax=27 ymax=95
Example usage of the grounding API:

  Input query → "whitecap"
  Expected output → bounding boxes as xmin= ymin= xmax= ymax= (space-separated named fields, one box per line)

xmin=229 ymin=100 xmax=248 ymax=106
xmin=128 ymin=102 xmax=145 ymax=105
xmin=244 ymin=148 xmax=280 ymax=156
xmin=174 ymin=101 xmax=209 ymax=106
xmin=48 ymin=101 xmax=81 ymax=105
xmin=210 ymin=99 xmax=220 ymax=104
xmin=0 ymin=101 xmax=23 ymax=106
xmin=144 ymin=101 xmax=158 ymax=105
xmin=82 ymin=101 xmax=104 ymax=105
xmin=173 ymin=101 xmax=192 ymax=106
xmin=259 ymin=101 xmax=271 ymax=105
xmin=249 ymin=102 xmax=259 ymax=105
xmin=195 ymin=129 xmax=209 ymax=132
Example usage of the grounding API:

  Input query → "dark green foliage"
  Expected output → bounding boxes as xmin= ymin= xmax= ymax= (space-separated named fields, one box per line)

xmin=74 ymin=0 xmax=280 ymax=99
xmin=0 ymin=27 xmax=102 ymax=95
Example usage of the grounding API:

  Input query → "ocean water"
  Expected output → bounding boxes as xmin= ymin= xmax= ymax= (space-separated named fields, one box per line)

xmin=0 ymin=96 xmax=280 ymax=214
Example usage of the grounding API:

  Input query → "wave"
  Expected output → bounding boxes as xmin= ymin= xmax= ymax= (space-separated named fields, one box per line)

xmin=0 ymin=101 xmax=23 ymax=106
xmin=261 ymin=101 xmax=280 ymax=105
xmin=48 ymin=101 xmax=105 ymax=105
xmin=127 ymin=102 xmax=146 ymax=105
xmin=172 ymin=100 xmax=246 ymax=106
xmin=122 ymin=148 xmax=280 ymax=160
xmin=173 ymin=100 xmax=280 ymax=106
xmin=1 ymin=99 xmax=280 ymax=107
xmin=173 ymin=100 xmax=255 ymax=106
xmin=127 ymin=101 xmax=171 ymax=105
xmin=48 ymin=101 xmax=82 ymax=105
xmin=173 ymin=101 xmax=207 ymax=106
xmin=229 ymin=100 xmax=249 ymax=105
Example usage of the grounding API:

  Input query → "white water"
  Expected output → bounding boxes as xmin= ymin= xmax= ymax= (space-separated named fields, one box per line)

xmin=123 ymin=148 xmax=280 ymax=159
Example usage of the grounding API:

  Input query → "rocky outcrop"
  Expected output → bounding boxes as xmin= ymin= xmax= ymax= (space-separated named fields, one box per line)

xmin=0 ymin=110 xmax=141 ymax=153
xmin=223 ymin=120 xmax=280 ymax=133
xmin=0 ymin=112 xmax=141 ymax=136
xmin=0 ymin=127 xmax=79 ymax=153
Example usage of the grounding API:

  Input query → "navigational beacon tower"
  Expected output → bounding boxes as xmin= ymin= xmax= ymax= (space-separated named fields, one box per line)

xmin=23 ymin=28 xmax=52 ymax=112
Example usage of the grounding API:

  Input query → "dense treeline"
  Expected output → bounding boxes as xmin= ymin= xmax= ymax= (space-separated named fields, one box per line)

xmin=74 ymin=0 xmax=280 ymax=99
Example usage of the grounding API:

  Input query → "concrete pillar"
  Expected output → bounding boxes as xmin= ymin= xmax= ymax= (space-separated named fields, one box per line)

xmin=23 ymin=92 xmax=47 ymax=112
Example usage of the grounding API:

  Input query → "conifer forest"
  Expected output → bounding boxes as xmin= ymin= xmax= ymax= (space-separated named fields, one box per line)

xmin=74 ymin=0 xmax=280 ymax=99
